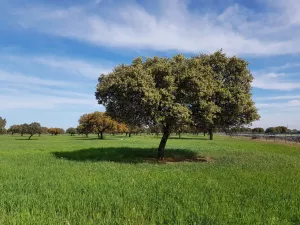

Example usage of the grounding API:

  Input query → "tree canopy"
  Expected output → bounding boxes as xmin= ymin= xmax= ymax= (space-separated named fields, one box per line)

xmin=78 ymin=112 xmax=117 ymax=139
xmin=48 ymin=128 xmax=64 ymax=135
xmin=0 ymin=117 xmax=6 ymax=135
xmin=96 ymin=51 xmax=259 ymax=159
xmin=20 ymin=122 xmax=42 ymax=139
xmin=66 ymin=127 xmax=76 ymax=136
xmin=252 ymin=127 xmax=265 ymax=134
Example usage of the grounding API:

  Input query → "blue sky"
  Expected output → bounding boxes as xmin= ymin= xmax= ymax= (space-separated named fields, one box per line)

xmin=1 ymin=0 xmax=300 ymax=129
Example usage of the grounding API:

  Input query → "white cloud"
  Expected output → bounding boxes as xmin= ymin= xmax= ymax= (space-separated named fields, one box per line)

xmin=252 ymin=71 xmax=300 ymax=90
xmin=1 ymin=55 xmax=113 ymax=79
xmin=256 ymin=100 xmax=300 ymax=109
xmin=256 ymin=95 xmax=300 ymax=100
xmin=31 ymin=57 xmax=112 ymax=79
xmin=0 ymin=69 xmax=73 ymax=87
xmin=0 ymin=94 xmax=97 ymax=110
xmin=8 ymin=0 xmax=300 ymax=56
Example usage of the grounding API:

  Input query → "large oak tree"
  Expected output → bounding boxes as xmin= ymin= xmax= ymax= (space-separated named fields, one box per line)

xmin=96 ymin=52 xmax=259 ymax=159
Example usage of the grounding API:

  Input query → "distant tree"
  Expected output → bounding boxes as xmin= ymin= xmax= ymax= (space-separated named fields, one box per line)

xmin=7 ymin=125 xmax=21 ymax=135
xmin=265 ymin=127 xmax=278 ymax=134
xmin=21 ymin=122 xmax=42 ymax=140
xmin=48 ymin=128 xmax=64 ymax=136
xmin=174 ymin=123 xmax=190 ymax=138
xmin=79 ymin=112 xmax=117 ymax=139
xmin=38 ymin=127 xmax=49 ymax=136
xmin=0 ymin=117 xmax=6 ymax=135
xmin=59 ymin=128 xmax=65 ymax=134
xmin=78 ymin=114 xmax=94 ymax=137
xmin=66 ymin=127 xmax=76 ymax=136
xmin=275 ymin=126 xmax=288 ymax=134
xmin=1 ymin=128 xmax=7 ymax=134
xmin=76 ymin=125 xmax=85 ymax=135
xmin=20 ymin=124 xmax=28 ymax=136
xmin=150 ymin=124 xmax=161 ymax=137
xmin=115 ymin=122 xmax=129 ymax=135
xmin=252 ymin=127 xmax=265 ymax=134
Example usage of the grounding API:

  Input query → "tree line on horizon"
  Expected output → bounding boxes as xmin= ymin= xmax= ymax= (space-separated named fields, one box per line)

xmin=230 ymin=126 xmax=300 ymax=134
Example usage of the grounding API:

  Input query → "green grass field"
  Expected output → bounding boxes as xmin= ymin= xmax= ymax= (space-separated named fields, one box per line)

xmin=0 ymin=134 xmax=300 ymax=225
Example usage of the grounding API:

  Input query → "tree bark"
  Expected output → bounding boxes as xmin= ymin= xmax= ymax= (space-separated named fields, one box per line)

xmin=28 ymin=135 xmax=33 ymax=140
xmin=178 ymin=132 xmax=181 ymax=139
xmin=97 ymin=133 xmax=100 ymax=139
xmin=209 ymin=129 xmax=213 ymax=140
xmin=129 ymin=132 xmax=131 ymax=137
xmin=157 ymin=129 xmax=170 ymax=160
xmin=100 ymin=132 xmax=103 ymax=139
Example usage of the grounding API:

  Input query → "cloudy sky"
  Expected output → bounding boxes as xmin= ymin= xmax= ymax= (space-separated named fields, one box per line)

xmin=1 ymin=0 xmax=300 ymax=129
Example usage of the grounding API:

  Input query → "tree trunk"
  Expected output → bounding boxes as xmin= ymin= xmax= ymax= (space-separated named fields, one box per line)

xmin=97 ymin=133 xmax=100 ymax=139
xmin=100 ymin=132 xmax=103 ymax=139
xmin=28 ymin=135 xmax=33 ymax=140
xmin=157 ymin=130 xmax=170 ymax=160
xmin=203 ymin=132 xmax=206 ymax=136
xmin=85 ymin=133 xmax=88 ymax=138
xmin=209 ymin=129 xmax=213 ymax=140
xmin=178 ymin=132 xmax=181 ymax=139
xmin=129 ymin=132 xmax=131 ymax=137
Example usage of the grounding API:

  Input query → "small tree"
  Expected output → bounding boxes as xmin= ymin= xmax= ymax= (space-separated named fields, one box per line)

xmin=66 ymin=127 xmax=76 ymax=136
xmin=78 ymin=114 xmax=94 ymax=137
xmin=8 ymin=125 xmax=21 ymax=135
xmin=252 ymin=127 xmax=264 ymax=134
xmin=76 ymin=125 xmax=85 ymax=135
xmin=115 ymin=122 xmax=129 ymax=135
xmin=0 ymin=117 xmax=6 ymax=135
xmin=275 ymin=126 xmax=288 ymax=134
xmin=265 ymin=127 xmax=278 ymax=134
xmin=48 ymin=128 xmax=64 ymax=135
xmin=39 ymin=127 xmax=49 ymax=136
xmin=78 ymin=112 xmax=117 ymax=139
xmin=22 ymin=122 xmax=42 ymax=139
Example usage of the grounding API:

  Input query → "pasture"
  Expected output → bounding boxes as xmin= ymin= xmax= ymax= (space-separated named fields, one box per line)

xmin=0 ymin=134 xmax=300 ymax=224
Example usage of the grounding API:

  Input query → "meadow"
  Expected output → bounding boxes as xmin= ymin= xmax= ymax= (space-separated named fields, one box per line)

xmin=0 ymin=134 xmax=300 ymax=225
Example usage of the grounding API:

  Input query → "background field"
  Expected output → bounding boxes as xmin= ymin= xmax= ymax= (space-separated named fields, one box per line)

xmin=0 ymin=134 xmax=300 ymax=225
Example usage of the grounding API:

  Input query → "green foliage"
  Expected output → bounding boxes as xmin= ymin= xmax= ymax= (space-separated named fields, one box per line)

xmin=39 ymin=127 xmax=49 ymax=135
xmin=96 ymin=51 xmax=259 ymax=157
xmin=48 ymin=128 xmax=64 ymax=135
xmin=7 ymin=125 xmax=21 ymax=135
xmin=265 ymin=126 xmax=288 ymax=134
xmin=78 ymin=112 xmax=117 ymax=139
xmin=0 ymin=116 xmax=6 ymax=134
xmin=66 ymin=127 xmax=76 ymax=136
xmin=21 ymin=122 xmax=42 ymax=139
xmin=252 ymin=127 xmax=265 ymax=134
xmin=0 ymin=135 xmax=300 ymax=224
xmin=192 ymin=51 xmax=260 ymax=136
